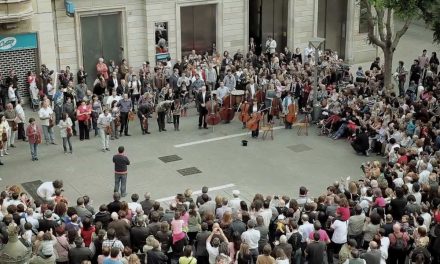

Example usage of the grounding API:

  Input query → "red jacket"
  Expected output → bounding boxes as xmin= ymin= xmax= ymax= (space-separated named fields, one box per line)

xmin=26 ymin=124 xmax=42 ymax=144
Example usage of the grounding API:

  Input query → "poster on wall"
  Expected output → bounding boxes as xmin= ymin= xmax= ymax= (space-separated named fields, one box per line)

xmin=155 ymin=22 xmax=170 ymax=63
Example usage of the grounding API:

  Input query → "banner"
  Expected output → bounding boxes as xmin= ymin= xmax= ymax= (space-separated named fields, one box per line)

xmin=0 ymin=32 xmax=38 ymax=52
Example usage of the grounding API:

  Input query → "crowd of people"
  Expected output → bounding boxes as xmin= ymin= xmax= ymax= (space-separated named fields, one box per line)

xmin=0 ymin=34 xmax=440 ymax=264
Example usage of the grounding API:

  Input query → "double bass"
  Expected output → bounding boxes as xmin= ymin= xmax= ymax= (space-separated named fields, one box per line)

xmin=219 ymin=93 xmax=235 ymax=122
xmin=206 ymin=94 xmax=221 ymax=126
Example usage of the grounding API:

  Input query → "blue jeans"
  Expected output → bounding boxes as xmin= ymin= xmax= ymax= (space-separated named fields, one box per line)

xmin=42 ymin=125 xmax=55 ymax=143
xmin=292 ymin=249 xmax=301 ymax=264
xmin=29 ymin=143 xmax=38 ymax=160
xmin=62 ymin=137 xmax=72 ymax=152
xmin=114 ymin=173 xmax=127 ymax=196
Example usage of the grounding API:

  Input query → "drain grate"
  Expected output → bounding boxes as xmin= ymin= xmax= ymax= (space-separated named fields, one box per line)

xmin=159 ymin=155 xmax=182 ymax=163
xmin=287 ymin=144 xmax=312 ymax=153
xmin=177 ymin=167 xmax=202 ymax=176
xmin=21 ymin=180 xmax=44 ymax=204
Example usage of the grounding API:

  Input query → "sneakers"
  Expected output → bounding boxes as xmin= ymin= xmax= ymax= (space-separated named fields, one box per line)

xmin=106 ymin=148 xmax=110 ymax=151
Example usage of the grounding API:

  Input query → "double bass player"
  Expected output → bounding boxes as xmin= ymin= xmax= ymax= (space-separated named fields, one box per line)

xmin=197 ymin=86 xmax=210 ymax=129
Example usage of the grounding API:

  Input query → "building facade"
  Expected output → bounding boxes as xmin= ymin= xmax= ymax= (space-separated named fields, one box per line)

xmin=0 ymin=0 xmax=376 ymax=99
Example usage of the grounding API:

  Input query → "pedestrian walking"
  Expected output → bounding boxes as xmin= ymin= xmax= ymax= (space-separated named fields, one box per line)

xmin=113 ymin=146 xmax=130 ymax=197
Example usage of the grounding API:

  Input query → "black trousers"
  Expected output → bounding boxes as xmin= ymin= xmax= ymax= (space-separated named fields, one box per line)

xmin=198 ymin=107 xmax=208 ymax=127
xmin=157 ymin=111 xmax=166 ymax=131
xmin=173 ymin=115 xmax=180 ymax=129
xmin=17 ymin=122 xmax=26 ymax=140
xmin=139 ymin=116 xmax=149 ymax=132
xmin=120 ymin=112 xmax=129 ymax=134
xmin=252 ymin=123 xmax=259 ymax=138
xmin=78 ymin=120 xmax=89 ymax=140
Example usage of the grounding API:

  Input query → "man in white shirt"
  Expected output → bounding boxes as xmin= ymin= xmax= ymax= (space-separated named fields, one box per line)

xmin=216 ymin=82 xmax=230 ymax=104
xmin=246 ymin=78 xmax=257 ymax=99
xmin=20 ymin=208 xmax=39 ymax=234
xmin=331 ymin=218 xmax=348 ymax=248
xmin=298 ymin=215 xmax=314 ymax=245
xmin=227 ymin=190 xmax=241 ymax=213
xmin=38 ymin=101 xmax=56 ymax=144
xmin=265 ymin=36 xmax=277 ymax=58
xmin=106 ymin=90 xmax=122 ymax=108
xmin=15 ymin=100 xmax=26 ymax=141
xmin=241 ymin=220 xmax=260 ymax=263
xmin=206 ymin=227 xmax=229 ymax=264
xmin=128 ymin=193 xmax=142 ymax=216
xmin=36 ymin=180 xmax=63 ymax=202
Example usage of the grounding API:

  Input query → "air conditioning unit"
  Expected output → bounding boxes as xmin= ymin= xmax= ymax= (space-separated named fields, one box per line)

xmin=65 ymin=0 xmax=75 ymax=17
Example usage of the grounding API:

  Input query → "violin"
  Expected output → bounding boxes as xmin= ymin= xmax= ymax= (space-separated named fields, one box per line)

xmin=285 ymin=101 xmax=297 ymax=124
xmin=206 ymin=95 xmax=221 ymax=125
xmin=220 ymin=93 xmax=235 ymax=122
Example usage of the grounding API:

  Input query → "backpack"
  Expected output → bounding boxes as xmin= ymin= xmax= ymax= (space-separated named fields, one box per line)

xmin=392 ymin=234 xmax=407 ymax=250
xmin=288 ymin=232 xmax=302 ymax=251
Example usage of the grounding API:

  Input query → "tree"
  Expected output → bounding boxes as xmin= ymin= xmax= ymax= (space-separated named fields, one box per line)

xmin=361 ymin=0 xmax=437 ymax=90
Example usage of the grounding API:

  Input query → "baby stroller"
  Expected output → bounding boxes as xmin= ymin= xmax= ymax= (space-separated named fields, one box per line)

xmin=318 ymin=114 xmax=341 ymax=136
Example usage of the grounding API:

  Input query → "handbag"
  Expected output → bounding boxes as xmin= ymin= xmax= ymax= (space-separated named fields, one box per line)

xmin=35 ymin=132 xmax=42 ymax=144
xmin=105 ymin=125 xmax=112 ymax=135
xmin=49 ymin=118 xmax=54 ymax=128
xmin=128 ymin=111 xmax=136 ymax=121
xmin=66 ymin=127 xmax=73 ymax=137
xmin=12 ymin=121 xmax=18 ymax=131
xmin=1 ymin=132 xmax=7 ymax=142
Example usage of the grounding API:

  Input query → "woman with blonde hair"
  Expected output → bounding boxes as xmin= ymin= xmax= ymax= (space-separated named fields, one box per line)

xmin=236 ymin=242 xmax=252 ymax=264
xmin=128 ymin=254 xmax=141 ymax=264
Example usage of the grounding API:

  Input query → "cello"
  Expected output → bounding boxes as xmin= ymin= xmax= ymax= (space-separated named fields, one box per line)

xmin=206 ymin=94 xmax=221 ymax=126
xmin=285 ymin=101 xmax=297 ymax=124
xmin=246 ymin=102 xmax=263 ymax=131
xmin=238 ymin=100 xmax=251 ymax=123
xmin=219 ymin=92 xmax=235 ymax=122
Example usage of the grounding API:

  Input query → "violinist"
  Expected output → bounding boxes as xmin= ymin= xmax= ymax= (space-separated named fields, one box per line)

xmin=196 ymin=86 xmax=210 ymax=129
xmin=282 ymin=92 xmax=294 ymax=129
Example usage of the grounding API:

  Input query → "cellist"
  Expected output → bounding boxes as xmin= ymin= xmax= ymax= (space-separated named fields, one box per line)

xmin=282 ymin=91 xmax=294 ymax=129
xmin=247 ymin=100 xmax=262 ymax=138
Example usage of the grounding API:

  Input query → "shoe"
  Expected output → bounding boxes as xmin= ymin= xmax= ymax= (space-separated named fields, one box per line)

xmin=35 ymin=158 xmax=38 ymax=161
xmin=0 ymin=153 xmax=3 ymax=157
xmin=146 ymin=131 xmax=151 ymax=134
xmin=125 ymin=134 xmax=131 ymax=136
xmin=0 ymin=161 xmax=3 ymax=165
xmin=31 ymin=158 xmax=35 ymax=161
xmin=162 ymin=129 xmax=166 ymax=131
xmin=23 ymin=139 xmax=28 ymax=142
xmin=64 ymin=152 xmax=67 ymax=154
xmin=4 ymin=152 xmax=8 ymax=155
xmin=203 ymin=127 xmax=208 ymax=129
xmin=106 ymin=148 xmax=110 ymax=151
xmin=69 ymin=151 xmax=73 ymax=154
xmin=51 ymin=142 xmax=57 ymax=145
xmin=10 ymin=144 xmax=15 ymax=148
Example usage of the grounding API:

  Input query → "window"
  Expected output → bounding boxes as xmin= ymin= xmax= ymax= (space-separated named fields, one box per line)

xmin=359 ymin=1 xmax=369 ymax=34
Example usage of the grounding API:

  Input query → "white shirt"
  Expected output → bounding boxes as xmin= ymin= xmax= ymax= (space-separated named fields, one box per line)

xmin=20 ymin=214 xmax=39 ymax=233
xmin=8 ymin=87 xmax=16 ymax=101
xmin=15 ymin=104 xmax=25 ymax=123
xmin=47 ymin=83 xmax=55 ymax=96
xmin=421 ymin=212 xmax=432 ymax=231
xmin=206 ymin=242 xmax=219 ymax=264
xmin=418 ymin=170 xmax=430 ymax=185
xmin=228 ymin=198 xmax=241 ymax=213
xmin=38 ymin=107 xmax=53 ymax=126
xmin=216 ymin=86 xmax=230 ymax=100
xmin=249 ymin=84 xmax=256 ymax=97
xmin=379 ymin=237 xmax=390 ymax=264
xmin=128 ymin=202 xmax=142 ymax=216
xmin=241 ymin=228 xmax=260 ymax=249
xmin=259 ymin=209 xmax=272 ymax=228
xmin=298 ymin=222 xmax=314 ymax=242
xmin=97 ymin=113 xmax=113 ymax=128
xmin=106 ymin=95 xmax=121 ymax=107
xmin=112 ymin=77 xmax=119 ymax=89
xmin=331 ymin=220 xmax=348 ymax=244
xmin=36 ymin=181 xmax=55 ymax=200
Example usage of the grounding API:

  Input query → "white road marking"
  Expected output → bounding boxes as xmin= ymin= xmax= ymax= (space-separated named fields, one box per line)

xmin=174 ymin=126 xmax=285 ymax=148
xmin=156 ymin=183 xmax=236 ymax=202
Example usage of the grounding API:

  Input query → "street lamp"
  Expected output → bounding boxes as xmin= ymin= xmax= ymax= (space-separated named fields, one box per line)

xmin=308 ymin=37 xmax=325 ymax=122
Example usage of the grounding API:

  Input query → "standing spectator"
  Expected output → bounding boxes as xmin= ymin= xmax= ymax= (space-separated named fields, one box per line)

xmin=96 ymin=58 xmax=109 ymax=80
xmin=113 ymin=146 xmax=130 ymax=197
xmin=4 ymin=103 xmax=16 ymax=148
xmin=305 ymin=232 xmax=326 ymax=264
xmin=26 ymin=117 xmax=42 ymax=161
xmin=15 ymin=100 xmax=26 ymax=141
xmin=256 ymin=244 xmax=275 ymax=264
xmin=388 ymin=223 xmax=410 ymax=264
xmin=58 ymin=112 xmax=73 ymax=154
xmin=76 ymin=100 xmax=91 ymax=141
xmin=97 ymin=108 xmax=113 ymax=152
xmin=117 ymin=94 xmax=132 ymax=137
xmin=38 ymin=100 xmax=56 ymax=144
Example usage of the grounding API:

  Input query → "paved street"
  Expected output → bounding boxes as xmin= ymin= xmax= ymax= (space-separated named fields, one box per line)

xmin=1 ymin=20 xmax=438 ymax=207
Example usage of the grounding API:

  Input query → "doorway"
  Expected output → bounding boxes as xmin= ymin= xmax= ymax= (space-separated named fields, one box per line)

xmin=80 ymin=13 xmax=123 ymax=82
xmin=249 ymin=0 xmax=288 ymax=55
xmin=180 ymin=4 xmax=216 ymax=57
xmin=317 ymin=0 xmax=348 ymax=59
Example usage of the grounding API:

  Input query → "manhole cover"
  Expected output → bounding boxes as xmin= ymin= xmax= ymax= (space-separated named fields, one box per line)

xmin=159 ymin=155 xmax=182 ymax=163
xmin=177 ymin=167 xmax=202 ymax=176
xmin=287 ymin=144 xmax=312 ymax=153
xmin=21 ymin=180 xmax=44 ymax=204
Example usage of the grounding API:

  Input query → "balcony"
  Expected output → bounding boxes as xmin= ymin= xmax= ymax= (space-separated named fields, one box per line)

xmin=0 ymin=0 xmax=34 ymax=24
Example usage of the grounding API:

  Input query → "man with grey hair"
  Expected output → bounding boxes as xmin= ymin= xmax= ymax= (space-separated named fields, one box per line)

xmin=68 ymin=237 xmax=93 ymax=263
xmin=274 ymin=235 xmax=292 ymax=261
xmin=228 ymin=190 xmax=241 ymax=213
xmin=230 ymin=211 xmax=246 ymax=236
xmin=131 ymin=216 xmax=149 ymax=253
xmin=360 ymin=241 xmax=381 ymax=264
xmin=20 ymin=208 xmax=39 ymax=234
xmin=140 ymin=192 xmax=154 ymax=213
xmin=298 ymin=214 xmax=314 ymax=252
xmin=215 ymin=254 xmax=231 ymax=264
xmin=255 ymin=215 xmax=269 ymax=253
xmin=241 ymin=219 xmax=260 ymax=263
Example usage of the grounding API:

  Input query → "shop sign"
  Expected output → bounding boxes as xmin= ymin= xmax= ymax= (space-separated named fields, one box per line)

xmin=0 ymin=33 xmax=38 ymax=52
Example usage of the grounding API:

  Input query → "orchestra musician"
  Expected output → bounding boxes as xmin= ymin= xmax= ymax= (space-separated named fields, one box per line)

xmin=196 ymin=86 xmax=210 ymax=129
xmin=282 ymin=92 xmax=294 ymax=129
xmin=216 ymin=82 xmax=230 ymax=105
xmin=248 ymin=100 xmax=261 ymax=138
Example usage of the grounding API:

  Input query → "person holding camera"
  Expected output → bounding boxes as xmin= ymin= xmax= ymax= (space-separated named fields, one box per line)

xmin=206 ymin=227 xmax=229 ymax=264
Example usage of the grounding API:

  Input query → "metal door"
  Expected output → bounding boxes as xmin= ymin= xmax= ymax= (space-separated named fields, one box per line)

xmin=81 ymin=13 xmax=122 ymax=82
xmin=249 ymin=0 xmax=288 ymax=55
xmin=181 ymin=4 xmax=216 ymax=57
xmin=317 ymin=0 xmax=347 ymax=59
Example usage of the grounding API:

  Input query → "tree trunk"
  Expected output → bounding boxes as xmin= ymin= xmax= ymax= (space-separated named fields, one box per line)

xmin=383 ymin=47 xmax=394 ymax=91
